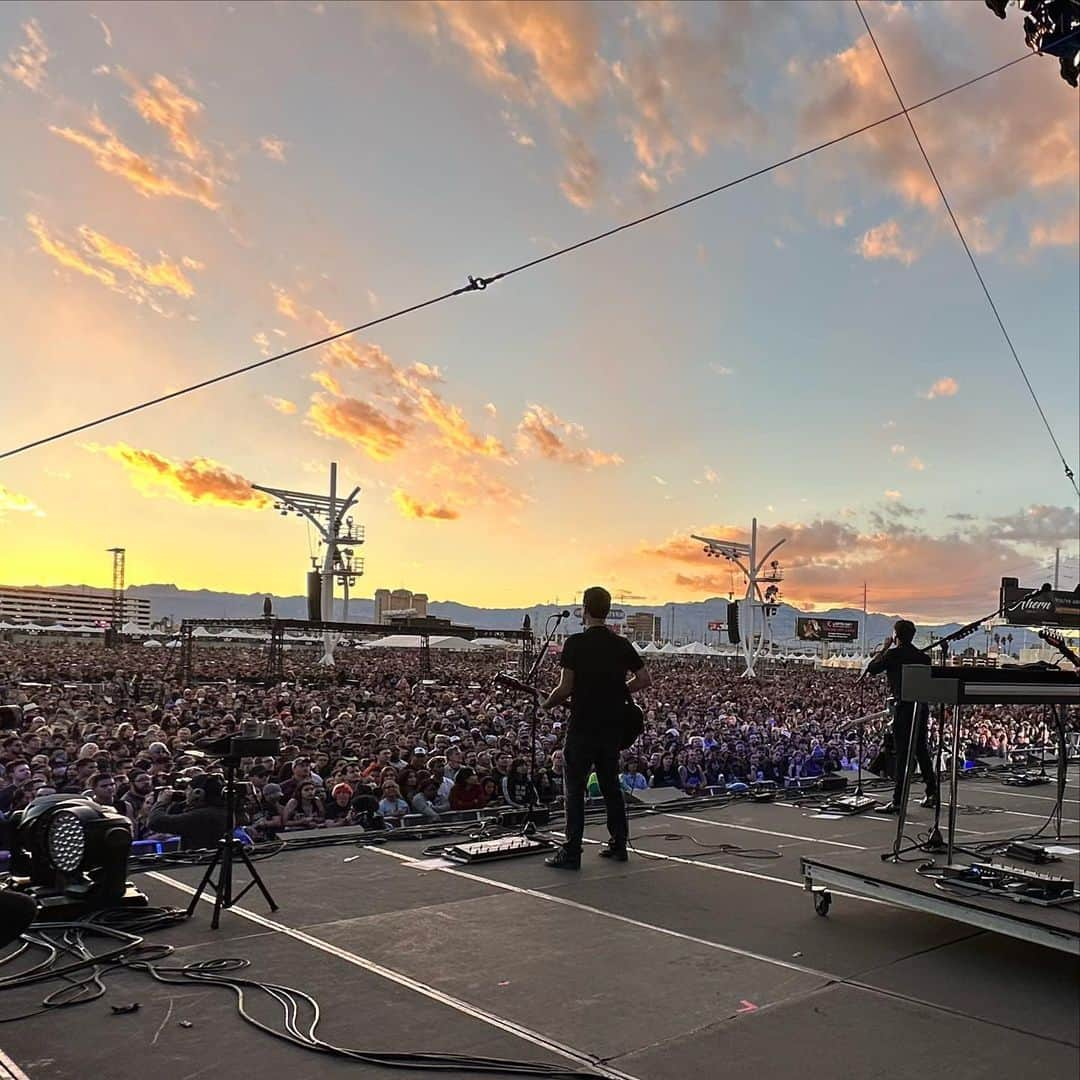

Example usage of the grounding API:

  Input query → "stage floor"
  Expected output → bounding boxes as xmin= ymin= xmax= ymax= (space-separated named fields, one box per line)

xmin=2 ymin=772 xmax=1078 ymax=1080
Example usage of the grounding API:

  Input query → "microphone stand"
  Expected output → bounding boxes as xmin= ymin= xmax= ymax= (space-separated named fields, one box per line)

xmin=518 ymin=612 xmax=567 ymax=836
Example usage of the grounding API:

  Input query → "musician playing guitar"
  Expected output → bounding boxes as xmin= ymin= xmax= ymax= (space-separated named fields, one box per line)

xmin=540 ymin=586 xmax=652 ymax=870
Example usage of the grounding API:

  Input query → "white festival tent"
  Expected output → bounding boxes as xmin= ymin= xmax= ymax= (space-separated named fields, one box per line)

xmin=677 ymin=641 xmax=712 ymax=656
xmin=641 ymin=642 xmax=661 ymax=653
xmin=142 ymin=639 xmax=163 ymax=648
xmin=659 ymin=642 xmax=681 ymax=655
xmin=363 ymin=634 xmax=482 ymax=651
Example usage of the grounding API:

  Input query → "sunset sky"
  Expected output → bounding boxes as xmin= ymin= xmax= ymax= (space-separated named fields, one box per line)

xmin=1 ymin=1 xmax=1077 ymax=620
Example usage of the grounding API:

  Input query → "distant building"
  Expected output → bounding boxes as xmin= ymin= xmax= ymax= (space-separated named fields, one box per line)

xmin=0 ymin=585 xmax=151 ymax=631
xmin=374 ymin=587 xmax=430 ymax=624
xmin=373 ymin=589 xmax=391 ymax=624
xmin=625 ymin=612 xmax=662 ymax=643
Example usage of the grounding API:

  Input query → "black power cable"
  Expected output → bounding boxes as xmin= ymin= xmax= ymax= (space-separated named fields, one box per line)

xmin=0 ymin=908 xmax=608 ymax=1077
xmin=0 ymin=45 xmax=1047 ymax=464
xmin=854 ymin=1 xmax=1080 ymax=497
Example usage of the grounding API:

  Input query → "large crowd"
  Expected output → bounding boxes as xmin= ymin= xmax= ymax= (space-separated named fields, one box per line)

xmin=0 ymin=638 xmax=1059 ymax=848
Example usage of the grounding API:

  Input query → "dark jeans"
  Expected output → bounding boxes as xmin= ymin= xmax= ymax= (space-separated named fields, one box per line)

xmin=893 ymin=702 xmax=937 ymax=804
xmin=563 ymin=728 xmax=626 ymax=854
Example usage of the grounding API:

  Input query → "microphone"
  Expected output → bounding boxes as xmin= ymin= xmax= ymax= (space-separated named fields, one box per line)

xmin=559 ymin=610 xmax=570 ymax=618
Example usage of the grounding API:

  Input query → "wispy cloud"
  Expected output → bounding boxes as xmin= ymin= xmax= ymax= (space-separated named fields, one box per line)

xmin=392 ymin=489 xmax=459 ymax=521
xmin=50 ymin=112 xmax=220 ymax=209
xmin=0 ymin=484 xmax=45 ymax=518
xmin=265 ymin=396 xmax=297 ymax=415
xmin=856 ymin=220 xmax=918 ymax=265
xmin=124 ymin=72 xmax=207 ymax=163
xmin=91 ymin=443 xmax=270 ymax=508
xmin=91 ymin=13 xmax=113 ymax=47
xmin=890 ymin=444 xmax=905 ymax=456
xmin=908 ymin=457 xmax=926 ymax=472
xmin=884 ymin=489 xmax=902 ymax=500
xmin=307 ymin=395 xmax=412 ymax=461
xmin=3 ymin=19 xmax=49 ymax=92
xmin=1030 ymin=207 xmax=1079 ymax=249
xmin=259 ymin=136 xmax=287 ymax=162
xmin=921 ymin=376 xmax=958 ymax=400
xmin=26 ymin=214 xmax=200 ymax=311
xmin=559 ymin=134 xmax=602 ymax=210
xmin=516 ymin=404 xmax=622 ymax=467
xmin=708 ymin=362 xmax=734 ymax=376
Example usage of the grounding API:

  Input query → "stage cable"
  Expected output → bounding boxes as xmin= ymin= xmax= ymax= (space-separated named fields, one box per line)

xmin=0 ymin=46 xmax=1048 ymax=464
xmin=854 ymin=2 xmax=1080 ymax=499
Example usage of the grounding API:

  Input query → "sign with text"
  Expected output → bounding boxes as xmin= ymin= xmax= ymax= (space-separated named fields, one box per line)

xmin=796 ymin=617 xmax=859 ymax=642
xmin=707 ymin=620 xmax=724 ymax=632
xmin=573 ymin=607 xmax=625 ymax=621
xmin=1000 ymin=583 xmax=1080 ymax=629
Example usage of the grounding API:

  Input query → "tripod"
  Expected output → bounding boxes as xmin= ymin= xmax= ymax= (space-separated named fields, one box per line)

xmin=187 ymin=757 xmax=278 ymax=929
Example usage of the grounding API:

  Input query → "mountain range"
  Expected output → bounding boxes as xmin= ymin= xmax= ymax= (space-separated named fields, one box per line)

xmin=90 ymin=583 xmax=1042 ymax=652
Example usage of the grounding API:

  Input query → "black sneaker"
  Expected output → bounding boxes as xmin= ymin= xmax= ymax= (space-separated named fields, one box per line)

xmin=920 ymin=795 xmax=939 ymax=809
xmin=544 ymin=846 xmax=581 ymax=870
xmin=874 ymin=802 xmax=900 ymax=815
xmin=598 ymin=842 xmax=628 ymax=862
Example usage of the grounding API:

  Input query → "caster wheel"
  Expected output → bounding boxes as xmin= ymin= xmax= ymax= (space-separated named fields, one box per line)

xmin=814 ymin=891 xmax=831 ymax=917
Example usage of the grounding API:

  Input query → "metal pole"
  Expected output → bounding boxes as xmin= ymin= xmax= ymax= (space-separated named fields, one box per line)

xmin=1053 ymin=547 xmax=1060 ymax=590
xmin=861 ymin=583 xmax=868 ymax=658
xmin=320 ymin=462 xmax=338 ymax=665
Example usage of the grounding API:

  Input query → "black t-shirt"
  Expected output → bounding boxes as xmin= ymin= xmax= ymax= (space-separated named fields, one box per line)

xmin=560 ymin=626 xmax=643 ymax=732
xmin=866 ymin=642 xmax=930 ymax=700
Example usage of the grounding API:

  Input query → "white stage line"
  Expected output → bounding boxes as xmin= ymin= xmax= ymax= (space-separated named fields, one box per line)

xmin=147 ymin=871 xmax=642 ymax=1080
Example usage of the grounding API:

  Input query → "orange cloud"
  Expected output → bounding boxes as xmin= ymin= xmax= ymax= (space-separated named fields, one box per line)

xmin=0 ymin=484 xmax=45 ymax=518
xmin=799 ymin=16 xmax=1078 ymax=227
xmin=273 ymin=286 xmax=300 ymax=320
xmin=26 ymin=214 xmax=199 ymax=309
xmin=856 ymin=220 xmax=918 ymax=265
xmin=50 ymin=113 xmax=220 ymax=209
xmin=921 ymin=377 xmax=958 ymax=400
xmin=26 ymin=214 xmax=116 ymax=287
xmin=4 ymin=18 xmax=49 ymax=92
xmin=306 ymin=395 xmax=411 ymax=461
xmin=516 ymin=404 xmax=622 ymax=467
xmin=1030 ymin=207 xmax=1080 ymax=249
xmin=265 ymin=396 xmax=297 ymax=414
xmin=408 ymin=0 xmax=605 ymax=107
xmin=125 ymin=73 xmax=206 ymax=163
xmin=413 ymin=387 xmax=511 ymax=461
xmin=93 ymin=443 xmax=270 ymax=509
xmin=611 ymin=2 xmax=763 ymax=182
xmin=392 ymin=489 xmax=460 ymax=521
xmin=76 ymin=225 xmax=196 ymax=297
xmin=559 ymin=134 xmax=602 ymax=209
xmin=425 ymin=460 xmax=529 ymax=514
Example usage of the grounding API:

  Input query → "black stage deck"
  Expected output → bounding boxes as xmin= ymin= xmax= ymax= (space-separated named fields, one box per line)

xmin=2 ymin=772 xmax=1078 ymax=1080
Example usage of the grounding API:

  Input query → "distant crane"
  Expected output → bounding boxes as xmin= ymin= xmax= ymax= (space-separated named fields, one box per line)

xmin=106 ymin=547 xmax=125 ymax=647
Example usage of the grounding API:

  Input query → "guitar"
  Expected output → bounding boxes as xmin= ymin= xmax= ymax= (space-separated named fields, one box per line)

xmin=493 ymin=672 xmax=541 ymax=698
xmin=1038 ymin=629 xmax=1080 ymax=668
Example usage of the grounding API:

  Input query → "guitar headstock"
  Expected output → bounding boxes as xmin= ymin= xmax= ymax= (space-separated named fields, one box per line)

xmin=1038 ymin=629 xmax=1080 ymax=667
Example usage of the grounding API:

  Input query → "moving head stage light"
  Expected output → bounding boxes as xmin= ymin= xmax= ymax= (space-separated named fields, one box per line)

xmin=7 ymin=795 xmax=147 ymax=918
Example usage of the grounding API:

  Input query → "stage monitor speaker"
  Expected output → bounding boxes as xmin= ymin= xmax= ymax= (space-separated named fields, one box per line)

xmin=819 ymin=774 xmax=849 ymax=792
xmin=629 ymin=787 xmax=691 ymax=806
xmin=727 ymin=601 xmax=740 ymax=645
xmin=306 ymin=571 xmax=322 ymax=622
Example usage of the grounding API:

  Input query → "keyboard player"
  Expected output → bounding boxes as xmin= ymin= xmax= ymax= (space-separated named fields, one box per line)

xmin=862 ymin=619 xmax=939 ymax=814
